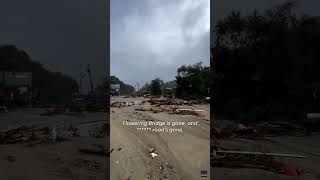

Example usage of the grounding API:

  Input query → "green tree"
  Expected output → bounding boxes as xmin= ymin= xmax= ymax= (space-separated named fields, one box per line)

xmin=150 ymin=78 xmax=163 ymax=96
xmin=213 ymin=0 xmax=320 ymax=120
xmin=175 ymin=62 xmax=209 ymax=99
xmin=140 ymin=82 xmax=151 ymax=93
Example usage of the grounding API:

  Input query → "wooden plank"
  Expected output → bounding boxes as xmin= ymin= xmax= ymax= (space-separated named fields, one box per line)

xmin=216 ymin=150 xmax=306 ymax=158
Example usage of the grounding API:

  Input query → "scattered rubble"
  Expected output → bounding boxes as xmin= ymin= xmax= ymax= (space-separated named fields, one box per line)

xmin=0 ymin=125 xmax=73 ymax=146
xmin=212 ymin=148 xmax=305 ymax=176
xmin=212 ymin=121 xmax=307 ymax=139
xmin=111 ymin=101 xmax=135 ymax=108
xmin=216 ymin=150 xmax=306 ymax=158
xmin=148 ymin=98 xmax=206 ymax=106
xmin=111 ymin=98 xmax=207 ymax=109
xmin=135 ymin=103 xmax=209 ymax=120
xmin=40 ymin=99 xmax=107 ymax=116
xmin=212 ymin=148 xmax=284 ymax=173
xmin=211 ymin=119 xmax=318 ymax=176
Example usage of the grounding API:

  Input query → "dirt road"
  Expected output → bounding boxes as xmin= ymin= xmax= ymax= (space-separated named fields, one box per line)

xmin=110 ymin=97 xmax=210 ymax=180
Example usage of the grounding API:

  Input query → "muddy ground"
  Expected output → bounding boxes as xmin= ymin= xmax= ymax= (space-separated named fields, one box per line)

xmin=213 ymin=120 xmax=320 ymax=180
xmin=0 ymin=108 xmax=108 ymax=180
xmin=2 ymin=100 xmax=318 ymax=180
xmin=110 ymin=96 xmax=211 ymax=180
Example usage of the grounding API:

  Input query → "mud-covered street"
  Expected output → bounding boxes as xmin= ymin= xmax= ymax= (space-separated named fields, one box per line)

xmin=0 ymin=108 xmax=108 ymax=180
xmin=212 ymin=119 xmax=320 ymax=180
xmin=110 ymin=96 xmax=210 ymax=180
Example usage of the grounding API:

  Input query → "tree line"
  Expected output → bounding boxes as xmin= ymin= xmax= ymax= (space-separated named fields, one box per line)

xmin=0 ymin=45 xmax=78 ymax=104
xmin=139 ymin=62 xmax=210 ymax=99
xmin=212 ymin=0 xmax=320 ymax=121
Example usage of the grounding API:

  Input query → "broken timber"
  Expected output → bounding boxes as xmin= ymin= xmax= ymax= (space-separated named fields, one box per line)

xmin=216 ymin=150 xmax=306 ymax=158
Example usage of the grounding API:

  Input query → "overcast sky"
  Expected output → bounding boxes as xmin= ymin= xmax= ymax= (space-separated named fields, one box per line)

xmin=111 ymin=0 xmax=210 ymax=88
xmin=1 ymin=0 xmax=318 ymax=90
xmin=213 ymin=0 xmax=320 ymax=29
xmin=0 ymin=0 xmax=108 ymax=91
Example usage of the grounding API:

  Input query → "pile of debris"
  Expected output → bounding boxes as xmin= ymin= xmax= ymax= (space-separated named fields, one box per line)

xmin=0 ymin=125 xmax=77 ymax=146
xmin=213 ymin=121 xmax=307 ymax=139
xmin=134 ymin=106 xmax=208 ymax=119
xmin=0 ymin=126 xmax=49 ymax=145
xmin=40 ymin=100 xmax=107 ymax=116
xmin=134 ymin=103 xmax=209 ymax=120
xmin=213 ymin=149 xmax=284 ymax=173
xmin=148 ymin=98 xmax=206 ymax=106
xmin=149 ymin=98 xmax=184 ymax=106
xmin=111 ymin=101 xmax=138 ymax=108
xmin=212 ymin=147 xmax=304 ymax=176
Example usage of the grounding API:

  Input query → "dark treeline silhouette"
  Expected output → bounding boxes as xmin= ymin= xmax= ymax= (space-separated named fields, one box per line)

xmin=0 ymin=45 xmax=78 ymax=104
xmin=212 ymin=1 xmax=320 ymax=121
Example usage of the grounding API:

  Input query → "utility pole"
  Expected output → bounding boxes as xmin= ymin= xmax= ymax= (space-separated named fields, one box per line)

xmin=137 ymin=82 xmax=140 ymax=92
xmin=79 ymin=72 xmax=82 ymax=92
xmin=79 ymin=65 xmax=83 ymax=93
xmin=87 ymin=64 xmax=94 ymax=97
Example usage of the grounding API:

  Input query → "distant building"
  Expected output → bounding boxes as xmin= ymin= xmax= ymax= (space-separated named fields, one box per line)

xmin=0 ymin=71 xmax=32 ymax=105
xmin=0 ymin=71 xmax=32 ymax=87
xmin=163 ymin=87 xmax=175 ymax=98
xmin=162 ymin=81 xmax=177 ymax=98
xmin=110 ymin=84 xmax=120 ymax=95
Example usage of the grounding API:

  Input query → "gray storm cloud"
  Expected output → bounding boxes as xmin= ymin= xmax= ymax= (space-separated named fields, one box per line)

xmin=0 ymin=0 xmax=108 ymax=90
xmin=111 ymin=0 xmax=210 ymax=87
